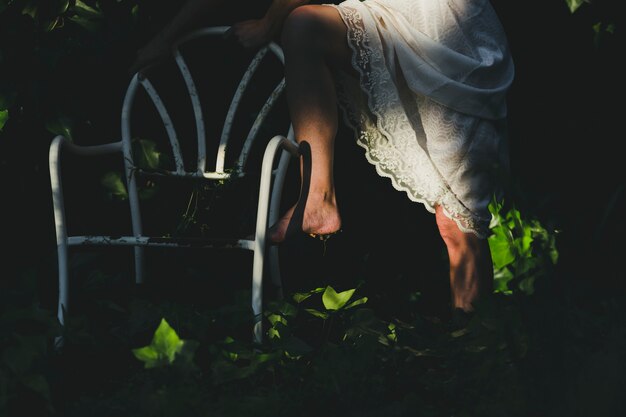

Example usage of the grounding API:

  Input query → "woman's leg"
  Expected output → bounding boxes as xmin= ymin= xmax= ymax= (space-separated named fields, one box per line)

xmin=269 ymin=5 xmax=354 ymax=242
xmin=435 ymin=206 xmax=494 ymax=312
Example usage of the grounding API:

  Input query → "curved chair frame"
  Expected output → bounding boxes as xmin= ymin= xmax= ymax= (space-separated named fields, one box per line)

xmin=49 ymin=26 xmax=299 ymax=347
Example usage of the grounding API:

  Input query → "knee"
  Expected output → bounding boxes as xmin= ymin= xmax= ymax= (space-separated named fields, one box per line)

xmin=281 ymin=5 xmax=328 ymax=53
xmin=435 ymin=206 xmax=465 ymax=250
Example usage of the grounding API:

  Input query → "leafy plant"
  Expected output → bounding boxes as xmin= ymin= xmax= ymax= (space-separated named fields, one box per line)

xmin=132 ymin=318 xmax=186 ymax=369
xmin=101 ymin=138 xmax=166 ymax=201
xmin=293 ymin=285 xmax=368 ymax=320
xmin=0 ymin=271 xmax=60 ymax=416
xmin=488 ymin=199 xmax=559 ymax=295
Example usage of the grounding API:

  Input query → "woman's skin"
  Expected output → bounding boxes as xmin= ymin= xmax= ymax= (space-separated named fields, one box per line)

xmin=129 ymin=0 xmax=309 ymax=75
xmin=129 ymin=0 xmax=494 ymax=314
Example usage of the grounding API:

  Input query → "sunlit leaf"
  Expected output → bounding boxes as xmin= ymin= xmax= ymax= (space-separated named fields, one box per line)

xmin=493 ymin=267 xmax=514 ymax=295
xmin=132 ymin=345 xmax=159 ymax=365
xmin=322 ymin=286 xmax=355 ymax=310
xmin=132 ymin=318 xmax=185 ymax=368
xmin=488 ymin=228 xmax=516 ymax=269
xmin=344 ymin=297 xmax=368 ymax=309
xmin=267 ymin=313 xmax=287 ymax=326
xmin=268 ymin=327 xmax=280 ymax=339
xmin=304 ymin=308 xmax=329 ymax=320
xmin=153 ymin=318 xmax=184 ymax=361
xmin=292 ymin=287 xmax=325 ymax=303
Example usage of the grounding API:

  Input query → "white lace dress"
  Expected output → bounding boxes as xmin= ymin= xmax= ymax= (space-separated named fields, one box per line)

xmin=328 ymin=0 xmax=515 ymax=238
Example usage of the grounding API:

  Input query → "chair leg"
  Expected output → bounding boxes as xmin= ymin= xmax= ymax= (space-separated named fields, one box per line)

xmin=54 ymin=241 xmax=69 ymax=350
xmin=251 ymin=245 xmax=264 ymax=345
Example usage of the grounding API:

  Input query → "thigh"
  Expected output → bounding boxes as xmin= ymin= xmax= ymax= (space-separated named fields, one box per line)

xmin=282 ymin=4 xmax=356 ymax=76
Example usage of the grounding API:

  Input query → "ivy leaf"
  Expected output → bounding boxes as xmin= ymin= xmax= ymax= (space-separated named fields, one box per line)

xmin=345 ymin=296 xmax=368 ymax=309
xmin=493 ymin=267 xmax=514 ymax=295
xmin=101 ymin=171 xmax=128 ymax=200
xmin=45 ymin=116 xmax=74 ymax=141
xmin=293 ymin=292 xmax=312 ymax=303
xmin=72 ymin=0 xmax=101 ymax=19
xmin=0 ymin=109 xmax=7 ymax=132
xmin=488 ymin=227 xmax=516 ymax=269
xmin=304 ymin=308 xmax=329 ymax=320
xmin=267 ymin=313 xmax=287 ymax=326
xmin=133 ymin=138 xmax=162 ymax=170
xmin=565 ymin=0 xmax=588 ymax=13
xmin=132 ymin=318 xmax=185 ymax=368
xmin=292 ymin=287 xmax=325 ymax=304
xmin=322 ymin=286 xmax=355 ymax=311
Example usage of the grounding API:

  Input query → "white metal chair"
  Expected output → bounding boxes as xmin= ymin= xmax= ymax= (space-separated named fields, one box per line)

xmin=48 ymin=26 xmax=300 ymax=347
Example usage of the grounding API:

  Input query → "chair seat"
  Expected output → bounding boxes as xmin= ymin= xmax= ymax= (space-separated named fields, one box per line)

xmin=67 ymin=235 xmax=256 ymax=251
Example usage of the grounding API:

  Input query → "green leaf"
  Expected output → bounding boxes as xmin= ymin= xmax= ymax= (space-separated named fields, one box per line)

xmin=292 ymin=287 xmax=325 ymax=304
xmin=518 ymin=275 xmax=536 ymax=295
xmin=101 ymin=172 xmax=128 ymax=200
xmin=268 ymin=327 xmax=280 ymax=339
xmin=132 ymin=318 xmax=185 ymax=368
xmin=0 ymin=109 xmax=7 ymax=132
xmin=322 ymin=286 xmax=355 ymax=310
xmin=344 ymin=297 xmax=368 ymax=309
xmin=304 ymin=308 xmax=329 ymax=320
xmin=72 ymin=0 xmax=101 ymax=19
xmin=293 ymin=292 xmax=312 ymax=303
xmin=267 ymin=313 xmax=287 ymax=326
xmin=138 ymin=184 xmax=159 ymax=200
xmin=488 ymin=227 xmax=516 ymax=269
xmin=45 ymin=116 xmax=74 ymax=141
xmin=565 ymin=0 xmax=587 ymax=13
xmin=132 ymin=345 xmax=159 ymax=366
xmin=493 ymin=267 xmax=514 ymax=295
xmin=153 ymin=318 xmax=184 ymax=362
xmin=134 ymin=139 xmax=162 ymax=170
xmin=276 ymin=301 xmax=297 ymax=317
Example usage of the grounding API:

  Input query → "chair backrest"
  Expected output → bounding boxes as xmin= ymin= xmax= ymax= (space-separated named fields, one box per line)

xmin=121 ymin=26 xmax=291 ymax=181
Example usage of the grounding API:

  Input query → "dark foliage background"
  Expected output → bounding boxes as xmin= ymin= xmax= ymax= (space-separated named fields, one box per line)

xmin=0 ymin=0 xmax=624 ymax=416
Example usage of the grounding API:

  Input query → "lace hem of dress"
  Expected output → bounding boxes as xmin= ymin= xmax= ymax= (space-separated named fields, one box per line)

xmin=329 ymin=2 xmax=491 ymax=239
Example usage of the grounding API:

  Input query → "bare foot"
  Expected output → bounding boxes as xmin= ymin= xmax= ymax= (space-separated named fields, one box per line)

xmin=268 ymin=192 xmax=341 ymax=243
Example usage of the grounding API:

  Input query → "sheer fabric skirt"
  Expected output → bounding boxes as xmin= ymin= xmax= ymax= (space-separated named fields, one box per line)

xmin=327 ymin=0 xmax=515 ymax=238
